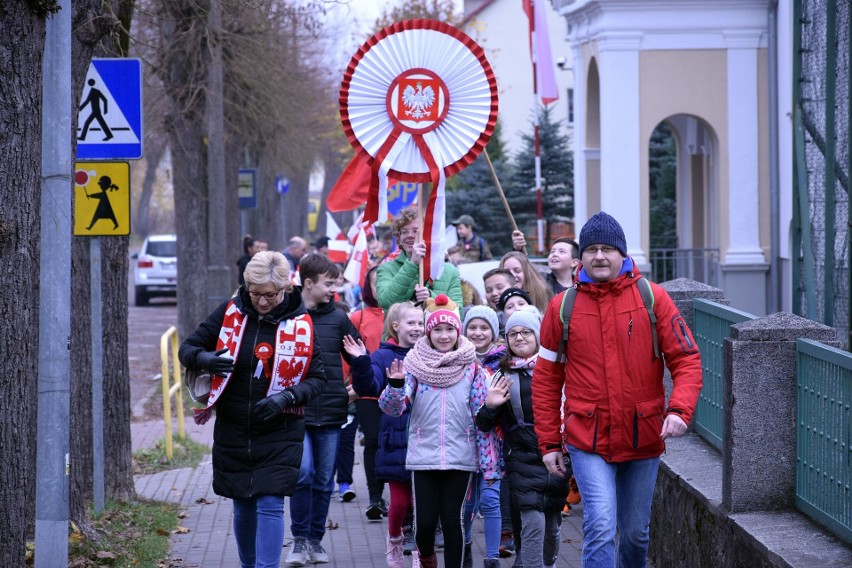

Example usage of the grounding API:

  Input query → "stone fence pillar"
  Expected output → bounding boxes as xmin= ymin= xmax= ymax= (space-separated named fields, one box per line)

xmin=660 ymin=278 xmax=727 ymax=330
xmin=659 ymin=278 xmax=728 ymax=402
xmin=722 ymin=312 xmax=838 ymax=512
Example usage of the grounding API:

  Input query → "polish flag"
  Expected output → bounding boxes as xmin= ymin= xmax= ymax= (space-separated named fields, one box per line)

xmin=523 ymin=0 xmax=559 ymax=105
xmin=326 ymin=212 xmax=346 ymax=241
xmin=344 ymin=228 xmax=369 ymax=287
xmin=327 ymin=239 xmax=352 ymax=264
xmin=347 ymin=211 xmax=375 ymax=244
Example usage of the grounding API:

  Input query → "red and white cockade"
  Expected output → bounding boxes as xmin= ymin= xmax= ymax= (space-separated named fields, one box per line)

xmin=340 ymin=19 xmax=498 ymax=280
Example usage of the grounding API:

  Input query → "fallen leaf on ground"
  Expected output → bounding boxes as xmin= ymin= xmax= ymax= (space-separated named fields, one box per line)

xmin=157 ymin=528 xmax=170 ymax=536
xmin=326 ymin=519 xmax=338 ymax=530
xmin=96 ymin=551 xmax=117 ymax=559
xmin=195 ymin=497 xmax=214 ymax=504
xmin=172 ymin=526 xmax=191 ymax=534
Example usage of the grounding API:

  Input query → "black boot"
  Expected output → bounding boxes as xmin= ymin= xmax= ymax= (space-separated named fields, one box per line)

xmin=462 ymin=541 xmax=473 ymax=568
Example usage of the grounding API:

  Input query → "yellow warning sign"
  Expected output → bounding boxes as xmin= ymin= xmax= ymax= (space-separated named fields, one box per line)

xmin=74 ymin=162 xmax=130 ymax=236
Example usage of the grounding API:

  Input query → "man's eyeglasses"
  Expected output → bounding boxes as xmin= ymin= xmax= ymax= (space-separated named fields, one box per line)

xmin=585 ymin=245 xmax=617 ymax=255
xmin=507 ymin=329 xmax=534 ymax=341
xmin=248 ymin=289 xmax=282 ymax=302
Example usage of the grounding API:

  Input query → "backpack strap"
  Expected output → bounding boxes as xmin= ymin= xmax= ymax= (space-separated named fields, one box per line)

xmin=555 ymin=288 xmax=577 ymax=365
xmin=504 ymin=370 xmax=531 ymax=431
xmin=637 ymin=277 xmax=660 ymax=359
xmin=555 ymin=278 xmax=659 ymax=363
xmin=478 ymin=237 xmax=485 ymax=260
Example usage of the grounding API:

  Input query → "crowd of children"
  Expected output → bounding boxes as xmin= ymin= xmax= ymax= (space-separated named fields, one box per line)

xmin=221 ymin=208 xmax=584 ymax=568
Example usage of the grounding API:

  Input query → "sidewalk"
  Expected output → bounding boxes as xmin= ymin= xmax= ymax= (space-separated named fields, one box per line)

xmin=132 ymin=418 xmax=585 ymax=567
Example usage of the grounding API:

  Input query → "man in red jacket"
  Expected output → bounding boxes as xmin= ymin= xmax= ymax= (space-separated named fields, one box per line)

xmin=531 ymin=211 xmax=702 ymax=568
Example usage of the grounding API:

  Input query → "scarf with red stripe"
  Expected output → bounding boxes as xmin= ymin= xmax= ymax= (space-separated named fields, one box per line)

xmin=193 ymin=300 xmax=315 ymax=425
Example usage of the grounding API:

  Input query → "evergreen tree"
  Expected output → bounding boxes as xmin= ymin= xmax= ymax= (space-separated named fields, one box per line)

xmin=649 ymin=122 xmax=678 ymax=249
xmin=446 ymin=121 xmax=515 ymax=255
xmin=509 ymin=105 xmax=573 ymax=252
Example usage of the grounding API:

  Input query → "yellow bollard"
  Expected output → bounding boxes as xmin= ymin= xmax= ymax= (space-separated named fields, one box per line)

xmin=159 ymin=326 xmax=185 ymax=459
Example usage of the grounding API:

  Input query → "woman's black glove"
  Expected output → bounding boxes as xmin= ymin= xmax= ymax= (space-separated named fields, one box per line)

xmin=196 ymin=348 xmax=234 ymax=375
xmin=255 ymin=389 xmax=297 ymax=422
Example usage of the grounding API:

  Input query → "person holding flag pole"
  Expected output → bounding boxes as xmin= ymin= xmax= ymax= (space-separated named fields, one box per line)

xmin=332 ymin=19 xmax=499 ymax=313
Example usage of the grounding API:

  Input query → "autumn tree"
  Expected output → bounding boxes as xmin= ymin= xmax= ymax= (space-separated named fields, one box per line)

xmin=0 ymin=4 xmax=47 ymax=563
xmin=142 ymin=0 xmax=338 ymax=337
xmin=508 ymin=104 xmax=573 ymax=252
xmin=0 ymin=0 xmax=135 ymax=562
xmin=446 ymin=121 xmax=515 ymax=254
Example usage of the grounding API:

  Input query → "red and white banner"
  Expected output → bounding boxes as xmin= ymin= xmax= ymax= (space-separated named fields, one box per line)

xmin=344 ymin=228 xmax=369 ymax=287
xmin=339 ymin=20 xmax=498 ymax=281
xmin=523 ymin=0 xmax=559 ymax=105
xmin=347 ymin=211 xmax=375 ymax=244
xmin=327 ymin=239 xmax=352 ymax=264
xmin=326 ymin=212 xmax=346 ymax=241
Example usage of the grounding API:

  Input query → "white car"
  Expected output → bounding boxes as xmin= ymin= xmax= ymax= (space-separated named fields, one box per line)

xmin=133 ymin=234 xmax=177 ymax=306
xmin=456 ymin=257 xmax=550 ymax=300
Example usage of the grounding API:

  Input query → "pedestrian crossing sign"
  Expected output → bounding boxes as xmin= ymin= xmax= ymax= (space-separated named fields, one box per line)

xmin=76 ymin=58 xmax=143 ymax=160
xmin=74 ymin=162 xmax=131 ymax=236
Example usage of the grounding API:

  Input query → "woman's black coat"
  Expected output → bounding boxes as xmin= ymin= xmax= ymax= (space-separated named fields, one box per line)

xmin=179 ymin=287 xmax=326 ymax=499
xmin=476 ymin=368 xmax=569 ymax=511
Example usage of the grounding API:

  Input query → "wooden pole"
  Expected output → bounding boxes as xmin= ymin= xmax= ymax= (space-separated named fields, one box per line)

xmin=417 ymin=183 xmax=424 ymax=287
xmin=483 ymin=149 xmax=527 ymax=254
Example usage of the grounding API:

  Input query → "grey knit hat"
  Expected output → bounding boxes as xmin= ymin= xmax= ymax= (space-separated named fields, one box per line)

xmin=504 ymin=305 xmax=542 ymax=346
xmin=579 ymin=211 xmax=627 ymax=256
xmin=463 ymin=305 xmax=499 ymax=340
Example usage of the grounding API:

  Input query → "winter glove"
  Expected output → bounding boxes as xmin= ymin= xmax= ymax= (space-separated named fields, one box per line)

xmin=388 ymin=377 xmax=405 ymax=389
xmin=255 ymin=389 xmax=297 ymax=422
xmin=196 ymin=347 xmax=234 ymax=375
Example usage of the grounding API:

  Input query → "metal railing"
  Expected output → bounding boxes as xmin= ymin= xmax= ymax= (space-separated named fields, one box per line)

xmin=691 ymin=299 xmax=757 ymax=451
xmin=160 ymin=326 xmax=185 ymax=459
xmin=795 ymin=338 xmax=852 ymax=545
xmin=648 ymin=248 xmax=720 ymax=286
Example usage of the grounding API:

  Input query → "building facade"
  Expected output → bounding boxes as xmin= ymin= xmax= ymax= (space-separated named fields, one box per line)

xmin=551 ymin=0 xmax=793 ymax=315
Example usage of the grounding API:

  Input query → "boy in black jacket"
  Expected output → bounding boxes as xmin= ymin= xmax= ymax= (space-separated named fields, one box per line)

xmin=287 ymin=254 xmax=371 ymax=566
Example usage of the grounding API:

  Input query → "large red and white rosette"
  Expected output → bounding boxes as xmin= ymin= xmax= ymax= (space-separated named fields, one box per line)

xmin=340 ymin=19 xmax=498 ymax=280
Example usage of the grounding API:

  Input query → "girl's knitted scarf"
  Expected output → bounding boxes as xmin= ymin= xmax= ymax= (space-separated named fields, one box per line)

xmin=405 ymin=335 xmax=476 ymax=388
xmin=509 ymin=353 xmax=538 ymax=370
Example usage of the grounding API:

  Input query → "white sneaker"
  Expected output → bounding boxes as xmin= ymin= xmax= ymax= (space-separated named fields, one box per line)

xmin=308 ymin=540 xmax=329 ymax=564
xmin=286 ymin=537 xmax=307 ymax=566
xmin=386 ymin=534 xmax=405 ymax=568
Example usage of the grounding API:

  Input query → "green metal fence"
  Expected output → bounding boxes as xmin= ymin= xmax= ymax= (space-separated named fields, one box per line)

xmin=691 ymin=299 xmax=757 ymax=451
xmin=794 ymin=0 xmax=851 ymax=347
xmin=796 ymin=338 xmax=852 ymax=545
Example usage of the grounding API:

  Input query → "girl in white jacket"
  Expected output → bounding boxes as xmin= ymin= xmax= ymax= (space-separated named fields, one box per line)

xmin=380 ymin=294 xmax=500 ymax=568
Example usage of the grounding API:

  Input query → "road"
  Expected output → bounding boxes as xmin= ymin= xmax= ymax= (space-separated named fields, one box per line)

xmin=128 ymin=254 xmax=178 ymax=421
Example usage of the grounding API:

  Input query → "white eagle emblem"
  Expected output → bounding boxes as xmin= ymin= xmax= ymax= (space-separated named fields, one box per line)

xmin=402 ymin=81 xmax=436 ymax=120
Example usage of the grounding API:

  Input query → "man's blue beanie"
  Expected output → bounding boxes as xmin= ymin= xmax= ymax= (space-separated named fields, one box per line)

xmin=579 ymin=211 xmax=627 ymax=256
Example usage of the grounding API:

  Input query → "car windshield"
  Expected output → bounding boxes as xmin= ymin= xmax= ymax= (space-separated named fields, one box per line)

xmin=147 ymin=240 xmax=176 ymax=257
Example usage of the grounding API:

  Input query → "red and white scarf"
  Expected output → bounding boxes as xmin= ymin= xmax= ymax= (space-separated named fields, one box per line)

xmin=193 ymin=301 xmax=315 ymax=424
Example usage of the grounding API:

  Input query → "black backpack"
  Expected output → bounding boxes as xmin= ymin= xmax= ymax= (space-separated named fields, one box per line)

xmin=554 ymin=277 xmax=661 ymax=364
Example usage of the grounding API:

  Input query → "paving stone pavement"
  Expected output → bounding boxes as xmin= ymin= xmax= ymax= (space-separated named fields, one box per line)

xmin=132 ymin=418 xmax=585 ymax=567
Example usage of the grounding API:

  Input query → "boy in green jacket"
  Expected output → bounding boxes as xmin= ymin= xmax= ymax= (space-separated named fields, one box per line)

xmin=376 ymin=206 xmax=463 ymax=309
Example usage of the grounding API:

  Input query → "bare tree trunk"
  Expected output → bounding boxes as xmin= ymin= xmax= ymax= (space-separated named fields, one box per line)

xmin=156 ymin=0 xmax=211 ymax=340
xmin=0 ymin=7 xmax=44 ymax=563
xmin=283 ymin=168 xmax=310 ymax=241
xmin=70 ymin=0 xmax=137 ymax=517
xmin=101 ymin=236 xmax=134 ymax=500
xmin=70 ymin=237 xmax=93 ymax=524
xmin=134 ymin=144 xmax=165 ymax=238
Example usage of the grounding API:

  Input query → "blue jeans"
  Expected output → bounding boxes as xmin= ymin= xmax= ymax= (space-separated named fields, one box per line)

xmin=567 ymin=445 xmax=660 ymax=568
xmin=290 ymin=426 xmax=341 ymax=541
xmin=232 ymin=495 xmax=286 ymax=568
xmin=463 ymin=474 xmax=502 ymax=558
